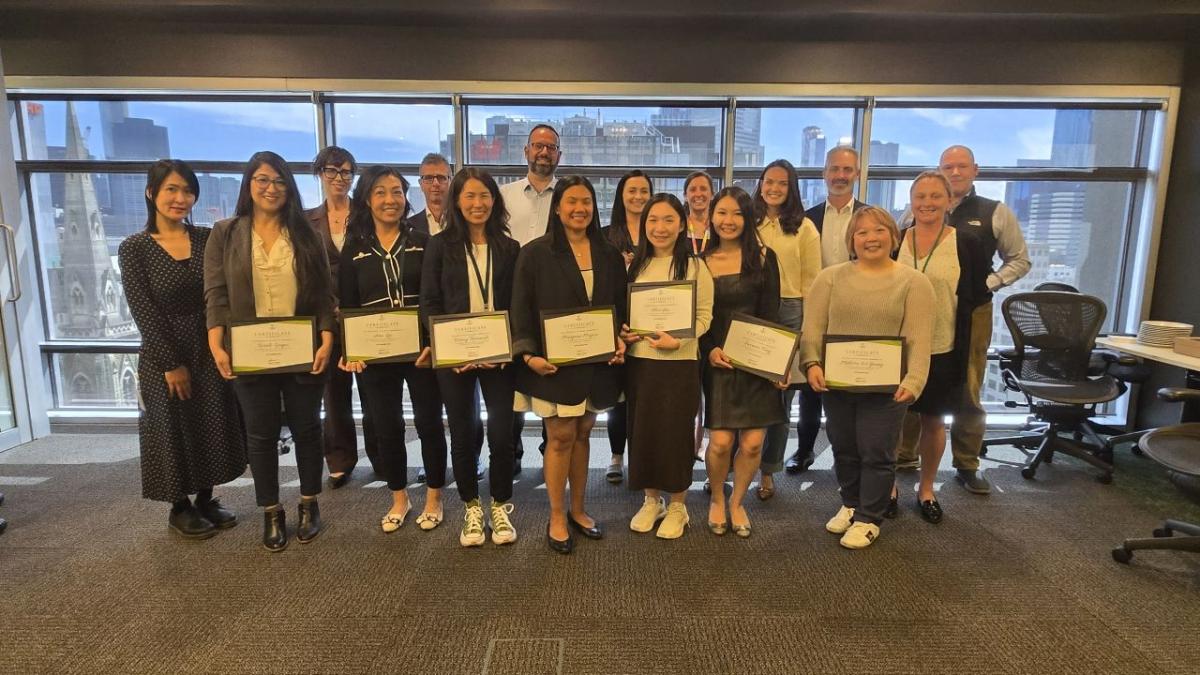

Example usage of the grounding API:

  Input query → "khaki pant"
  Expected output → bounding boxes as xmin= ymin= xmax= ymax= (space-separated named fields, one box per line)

xmin=897 ymin=302 xmax=992 ymax=470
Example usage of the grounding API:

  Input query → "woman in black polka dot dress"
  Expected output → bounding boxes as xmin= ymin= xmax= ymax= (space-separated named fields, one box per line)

xmin=118 ymin=160 xmax=247 ymax=539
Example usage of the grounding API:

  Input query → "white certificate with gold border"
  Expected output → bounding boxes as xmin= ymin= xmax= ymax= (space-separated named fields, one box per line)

xmin=823 ymin=335 xmax=905 ymax=393
xmin=230 ymin=317 xmax=315 ymax=374
xmin=429 ymin=311 xmax=513 ymax=368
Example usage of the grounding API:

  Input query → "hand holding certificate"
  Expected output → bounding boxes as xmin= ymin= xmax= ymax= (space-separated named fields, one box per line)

xmin=541 ymin=306 xmax=617 ymax=366
xmin=627 ymin=280 xmax=697 ymax=338
xmin=229 ymin=317 xmax=316 ymax=375
xmin=721 ymin=313 xmax=800 ymax=383
xmin=340 ymin=308 xmax=421 ymax=365
xmin=822 ymin=335 xmax=905 ymax=393
xmin=429 ymin=311 xmax=514 ymax=369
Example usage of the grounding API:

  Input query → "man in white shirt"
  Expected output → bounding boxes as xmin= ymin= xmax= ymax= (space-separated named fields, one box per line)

xmin=805 ymin=146 xmax=868 ymax=268
xmin=499 ymin=124 xmax=561 ymax=245
xmin=407 ymin=153 xmax=451 ymax=236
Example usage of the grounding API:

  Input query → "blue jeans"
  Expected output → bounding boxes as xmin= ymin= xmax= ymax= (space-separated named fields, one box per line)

xmin=762 ymin=298 xmax=804 ymax=474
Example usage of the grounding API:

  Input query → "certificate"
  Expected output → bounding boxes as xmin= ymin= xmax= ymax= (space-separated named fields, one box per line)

xmin=627 ymin=280 xmax=697 ymax=338
xmin=429 ymin=311 xmax=513 ymax=369
xmin=229 ymin=317 xmax=315 ymax=375
xmin=823 ymin=335 xmax=905 ymax=393
xmin=722 ymin=312 xmax=800 ymax=382
xmin=341 ymin=308 xmax=421 ymax=364
xmin=541 ymin=306 xmax=616 ymax=366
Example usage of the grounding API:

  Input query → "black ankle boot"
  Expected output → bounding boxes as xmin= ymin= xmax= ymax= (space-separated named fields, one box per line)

xmin=168 ymin=504 xmax=217 ymax=540
xmin=262 ymin=508 xmax=288 ymax=552
xmin=196 ymin=497 xmax=238 ymax=529
xmin=297 ymin=500 xmax=324 ymax=543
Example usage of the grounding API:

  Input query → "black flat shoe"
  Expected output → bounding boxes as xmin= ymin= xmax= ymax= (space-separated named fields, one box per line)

xmin=547 ymin=525 xmax=574 ymax=555
xmin=296 ymin=500 xmax=325 ymax=543
xmin=917 ymin=497 xmax=943 ymax=524
xmin=327 ymin=471 xmax=351 ymax=489
xmin=785 ymin=451 xmax=815 ymax=474
xmin=169 ymin=505 xmax=217 ymax=540
xmin=512 ymin=456 xmax=523 ymax=477
xmin=196 ymin=498 xmax=238 ymax=529
xmin=567 ymin=512 xmax=604 ymax=540
xmin=262 ymin=508 xmax=287 ymax=552
xmin=883 ymin=496 xmax=899 ymax=519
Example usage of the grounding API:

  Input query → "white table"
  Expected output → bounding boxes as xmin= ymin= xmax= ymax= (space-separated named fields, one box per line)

xmin=1098 ymin=335 xmax=1200 ymax=421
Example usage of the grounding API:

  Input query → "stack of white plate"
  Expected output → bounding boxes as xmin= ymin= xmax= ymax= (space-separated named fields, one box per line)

xmin=1137 ymin=320 xmax=1194 ymax=347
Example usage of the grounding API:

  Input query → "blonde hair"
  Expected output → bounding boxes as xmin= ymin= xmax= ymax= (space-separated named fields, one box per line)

xmin=910 ymin=170 xmax=952 ymax=198
xmin=845 ymin=206 xmax=901 ymax=260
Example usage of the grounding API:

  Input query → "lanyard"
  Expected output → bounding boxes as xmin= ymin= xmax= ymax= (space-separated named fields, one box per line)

xmin=688 ymin=220 xmax=710 ymax=255
xmin=466 ymin=240 xmax=492 ymax=310
xmin=911 ymin=223 xmax=947 ymax=274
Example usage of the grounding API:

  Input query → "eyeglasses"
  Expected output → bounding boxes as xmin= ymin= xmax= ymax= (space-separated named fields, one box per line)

xmin=530 ymin=142 xmax=560 ymax=154
xmin=419 ymin=174 xmax=450 ymax=184
xmin=251 ymin=175 xmax=288 ymax=191
xmin=321 ymin=167 xmax=354 ymax=181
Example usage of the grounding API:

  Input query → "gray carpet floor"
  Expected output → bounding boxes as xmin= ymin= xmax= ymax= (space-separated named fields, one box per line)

xmin=1 ymin=430 xmax=1198 ymax=675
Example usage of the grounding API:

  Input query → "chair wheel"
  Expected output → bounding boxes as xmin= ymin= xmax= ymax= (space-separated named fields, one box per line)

xmin=1131 ymin=444 xmax=1144 ymax=456
xmin=1021 ymin=467 xmax=1036 ymax=480
xmin=1152 ymin=527 xmax=1173 ymax=538
xmin=1111 ymin=547 xmax=1133 ymax=564
xmin=1097 ymin=473 xmax=1113 ymax=485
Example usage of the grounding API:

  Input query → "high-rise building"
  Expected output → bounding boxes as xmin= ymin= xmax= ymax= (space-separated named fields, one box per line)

xmin=800 ymin=126 xmax=827 ymax=207
xmin=866 ymin=140 xmax=900 ymax=213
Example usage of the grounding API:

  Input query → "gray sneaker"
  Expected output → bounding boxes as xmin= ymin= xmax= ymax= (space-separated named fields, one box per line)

xmin=955 ymin=469 xmax=992 ymax=495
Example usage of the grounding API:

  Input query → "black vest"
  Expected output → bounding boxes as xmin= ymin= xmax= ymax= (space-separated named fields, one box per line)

xmin=948 ymin=188 xmax=998 ymax=259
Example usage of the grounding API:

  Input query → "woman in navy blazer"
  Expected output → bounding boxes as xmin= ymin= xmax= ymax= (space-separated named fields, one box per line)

xmin=419 ymin=167 xmax=522 ymax=548
xmin=510 ymin=176 xmax=627 ymax=554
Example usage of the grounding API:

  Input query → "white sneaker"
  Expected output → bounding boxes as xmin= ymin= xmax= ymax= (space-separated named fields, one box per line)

xmin=825 ymin=505 xmax=855 ymax=534
xmin=460 ymin=499 xmax=486 ymax=547
xmin=630 ymin=496 xmax=667 ymax=532
xmin=489 ymin=500 xmax=517 ymax=545
xmin=655 ymin=502 xmax=690 ymax=539
xmin=840 ymin=521 xmax=880 ymax=549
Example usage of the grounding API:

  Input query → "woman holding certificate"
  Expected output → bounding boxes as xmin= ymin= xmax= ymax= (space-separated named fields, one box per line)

xmin=420 ymin=168 xmax=521 ymax=548
xmin=894 ymin=171 xmax=991 ymax=524
xmin=699 ymin=186 xmax=784 ymax=538
xmin=511 ymin=176 xmax=627 ymax=554
xmin=753 ymin=159 xmax=822 ymax=500
xmin=204 ymin=151 xmax=336 ymax=552
xmin=620 ymin=194 xmax=714 ymax=540
xmin=336 ymin=166 xmax=448 ymax=533
xmin=800 ymin=206 xmax=934 ymax=549
xmin=598 ymin=170 xmax=653 ymax=483
xmin=119 ymin=159 xmax=245 ymax=540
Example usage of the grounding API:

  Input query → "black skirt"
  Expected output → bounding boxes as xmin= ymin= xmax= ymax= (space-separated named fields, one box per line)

xmin=626 ymin=356 xmax=701 ymax=493
xmin=703 ymin=362 xmax=785 ymax=430
xmin=909 ymin=351 xmax=963 ymax=416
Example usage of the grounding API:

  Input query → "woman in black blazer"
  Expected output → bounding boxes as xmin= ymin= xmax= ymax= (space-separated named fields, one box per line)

xmin=337 ymin=166 xmax=448 ymax=534
xmin=204 ymin=151 xmax=335 ymax=552
xmin=511 ymin=176 xmax=627 ymax=554
xmin=420 ymin=167 xmax=521 ymax=548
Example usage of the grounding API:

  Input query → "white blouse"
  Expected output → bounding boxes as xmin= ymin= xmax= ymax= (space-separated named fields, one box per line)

xmin=251 ymin=228 xmax=298 ymax=318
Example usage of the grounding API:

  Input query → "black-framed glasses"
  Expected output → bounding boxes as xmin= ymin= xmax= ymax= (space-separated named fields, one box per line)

xmin=251 ymin=175 xmax=288 ymax=191
xmin=321 ymin=167 xmax=354 ymax=180
xmin=419 ymin=174 xmax=450 ymax=184
xmin=530 ymin=142 xmax=560 ymax=153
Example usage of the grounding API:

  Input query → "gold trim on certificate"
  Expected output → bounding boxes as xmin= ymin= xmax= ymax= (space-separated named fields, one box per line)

xmin=627 ymin=280 xmax=697 ymax=338
xmin=722 ymin=312 xmax=800 ymax=382
xmin=429 ymin=311 xmax=514 ymax=369
xmin=822 ymin=335 xmax=905 ymax=393
xmin=340 ymin=308 xmax=421 ymax=364
xmin=229 ymin=317 xmax=316 ymax=375
xmin=540 ymin=306 xmax=616 ymax=366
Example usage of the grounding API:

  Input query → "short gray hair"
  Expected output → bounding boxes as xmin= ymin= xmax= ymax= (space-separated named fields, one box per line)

xmin=420 ymin=152 xmax=450 ymax=168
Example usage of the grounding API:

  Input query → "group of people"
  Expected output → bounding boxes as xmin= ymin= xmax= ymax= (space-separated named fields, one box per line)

xmin=121 ymin=122 xmax=1030 ymax=554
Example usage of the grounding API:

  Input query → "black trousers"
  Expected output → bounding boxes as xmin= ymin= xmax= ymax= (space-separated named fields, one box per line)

xmin=822 ymin=390 xmax=908 ymax=525
xmin=795 ymin=386 xmax=823 ymax=458
xmin=322 ymin=339 xmax=379 ymax=474
xmin=607 ymin=401 xmax=628 ymax=456
xmin=232 ymin=374 xmax=325 ymax=507
xmin=437 ymin=367 xmax=515 ymax=503
xmin=357 ymin=363 xmax=447 ymax=491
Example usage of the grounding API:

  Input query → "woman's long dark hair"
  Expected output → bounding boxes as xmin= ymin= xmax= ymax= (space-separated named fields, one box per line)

xmin=346 ymin=165 xmax=412 ymax=247
xmin=629 ymin=193 xmax=693 ymax=282
xmin=234 ymin=151 xmax=326 ymax=310
xmin=143 ymin=159 xmax=200 ymax=233
xmin=546 ymin=175 xmax=602 ymax=250
xmin=752 ymin=158 xmax=806 ymax=235
xmin=442 ymin=167 xmax=512 ymax=251
xmin=606 ymin=170 xmax=654 ymax=253
xmin=702 ymin=186 xmax=765 ymax=281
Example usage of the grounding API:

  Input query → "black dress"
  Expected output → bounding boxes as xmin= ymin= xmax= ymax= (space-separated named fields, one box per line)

xmin=700 ymin=250 xmax=786 ymax=430
xmin=118 ymin=228 xmax=246 ymax=502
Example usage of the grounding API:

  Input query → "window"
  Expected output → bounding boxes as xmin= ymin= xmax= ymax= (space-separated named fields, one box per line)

xmin=331 ymin=102 xmax=455 ymax=164
xmin=55 ymin=353 xmax=139 ymax=409
xmin=733 ymin=106 xmax=858 ymax=168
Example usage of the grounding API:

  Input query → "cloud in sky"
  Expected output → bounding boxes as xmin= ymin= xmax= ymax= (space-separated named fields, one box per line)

xmin=1017 ymin=125 xmax=1053 ymax=161
xmin=910 ymin=108 xmax=972 ymax=131
xmin=153 ymin=100 xmax=315 ymax=134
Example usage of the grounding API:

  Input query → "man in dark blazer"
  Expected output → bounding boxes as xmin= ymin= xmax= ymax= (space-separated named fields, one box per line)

xmin=786 ymin=146 xmax=869 ymax=475
xmin=407 ymin=152 xmax=452 ymax=236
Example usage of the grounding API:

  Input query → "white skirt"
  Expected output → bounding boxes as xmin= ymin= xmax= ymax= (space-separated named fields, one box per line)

xmin=512 ymin=391 xmax=612 ymax=419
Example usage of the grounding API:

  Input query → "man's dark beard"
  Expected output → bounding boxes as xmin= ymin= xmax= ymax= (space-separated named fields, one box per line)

xmin=529 ymin=160 xmax=556 ymax=177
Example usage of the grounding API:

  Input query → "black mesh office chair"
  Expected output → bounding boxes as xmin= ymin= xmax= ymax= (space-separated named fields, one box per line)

xmin=987 ymin=291 xmax=1127 ymax=483
xmin=1112 ymin=387 xmax=1200 ymax=563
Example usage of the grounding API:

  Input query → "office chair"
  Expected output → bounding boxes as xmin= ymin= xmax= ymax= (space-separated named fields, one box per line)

xmin=1111 ymin=387 xmax=1200 ymax=563
xmin=985 ymin=291 xmax=1128 ymax=483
